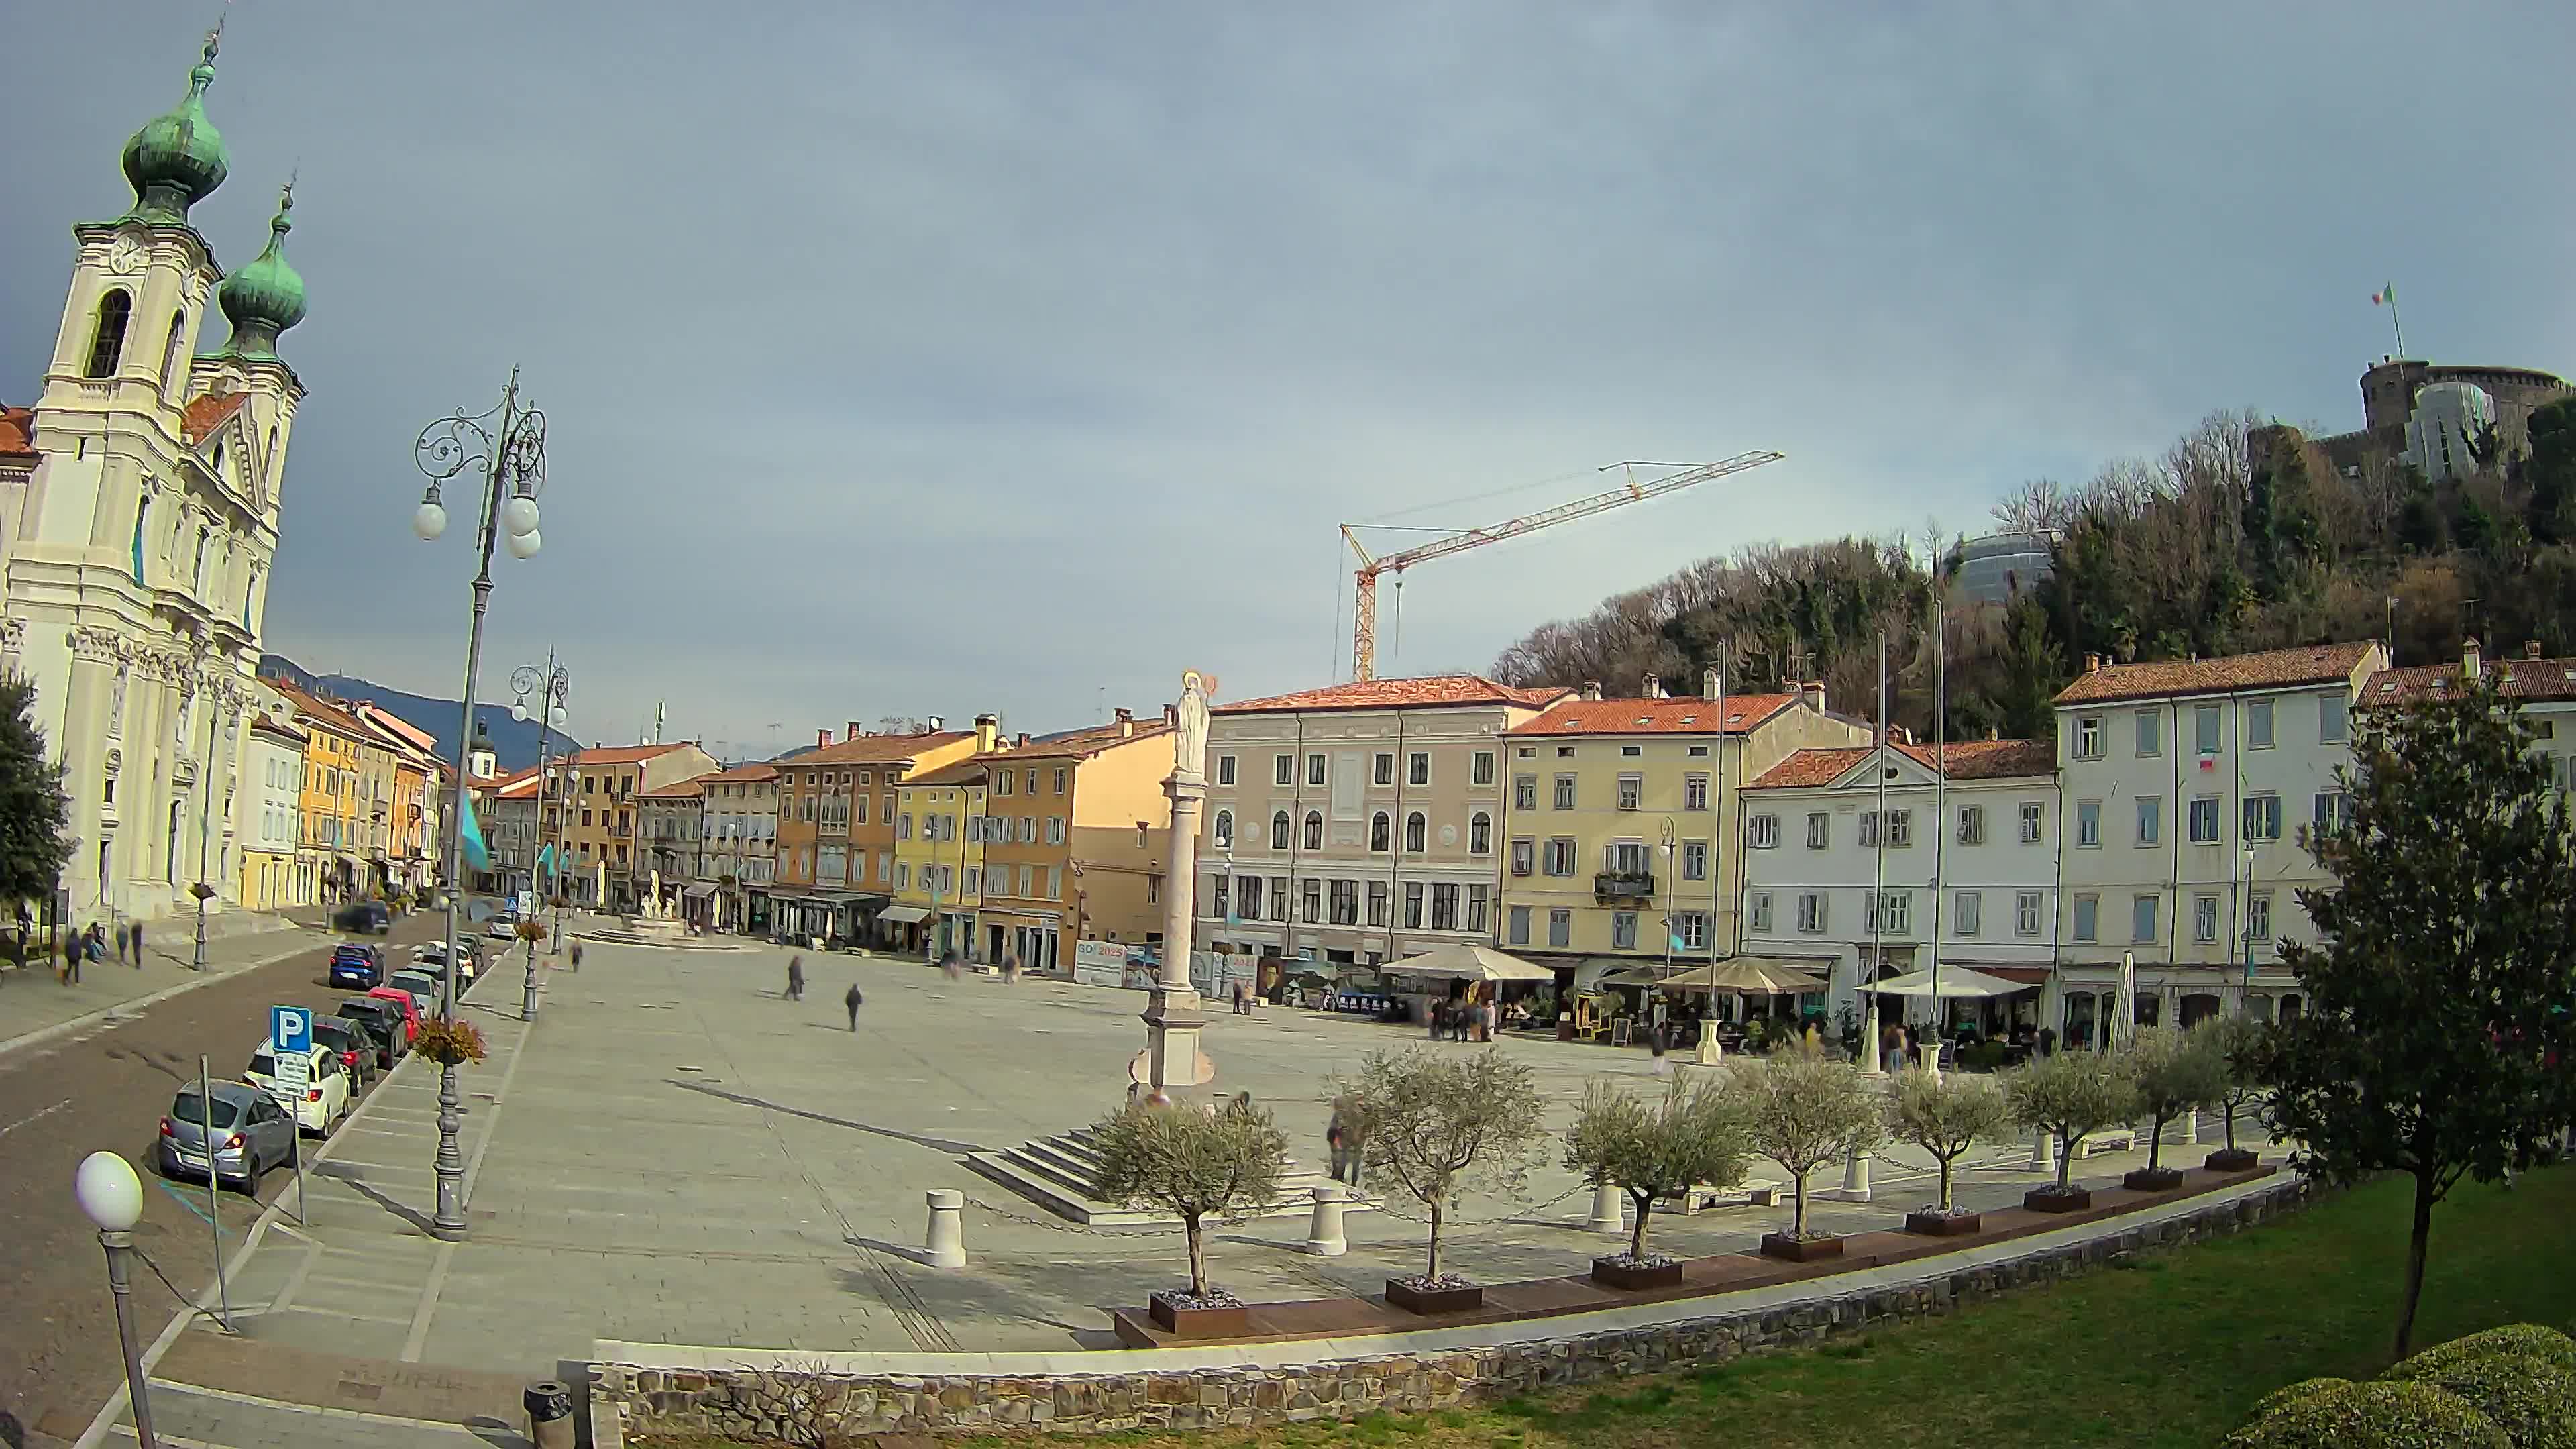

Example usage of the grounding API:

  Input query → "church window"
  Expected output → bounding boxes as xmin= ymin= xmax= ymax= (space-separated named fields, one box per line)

xmin=193 ymin=527 xmax=211 ymax=594
xmin=88 ymin=290 xmax=132 ymax=378
xmin=160 ymin=310 xmax=186 ymax=393
xmin=130 ymin=498 xmax=148 ymax=582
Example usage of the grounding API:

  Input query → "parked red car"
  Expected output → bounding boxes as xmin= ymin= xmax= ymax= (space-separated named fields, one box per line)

xmin=364 ymin=985 xmax=423 ymax=1046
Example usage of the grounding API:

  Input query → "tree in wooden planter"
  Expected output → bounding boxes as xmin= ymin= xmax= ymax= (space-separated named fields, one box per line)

xmin=1088 ymin=1096 xmax=1286 ymax=1332
xmin=1562 ymin=1075 xmax=1750 ymax=1288
xmin=1737 ymin=1045 xmax=1884 ymax=1260
xmin=2195 ymin=1015 xmax=2274 ymax=1171
xmin=2002 ymin=1049 xmax=2137 ymax=1211
xmin=1882 ymin=1066 xmax=2014 ymax=1235
xmin=2121 ymin=1024 xmax=2229 ymax=1191
xmin=1338 ymin=1048 xmax=1549 ymax=1313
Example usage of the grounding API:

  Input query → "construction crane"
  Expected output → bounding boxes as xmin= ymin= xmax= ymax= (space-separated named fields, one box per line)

xmin=1339 ymin=451 xmax=1786 ymax=681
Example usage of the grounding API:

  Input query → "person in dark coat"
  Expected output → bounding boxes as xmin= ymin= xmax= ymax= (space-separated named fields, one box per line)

xmin=785 ymin=955 xmax=805 ymax=1002
xmin=129 ymin=920 xmax=144 ymax=963
xmin=61 ymin=931 xmax=80 ymax=985
xmin=845 ymin=981 xmax=864 ymax=1030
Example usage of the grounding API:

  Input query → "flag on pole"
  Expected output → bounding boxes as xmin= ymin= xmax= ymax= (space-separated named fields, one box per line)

xmin=2372 ymin=284 xmax=2395 ymax=305
xmin=459 ymin=788 xmax=491 ymax=873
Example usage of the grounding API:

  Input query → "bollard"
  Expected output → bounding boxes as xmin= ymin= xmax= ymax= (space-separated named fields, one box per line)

xmin=2027 ymin=1125 xmax=2055 ymax=1176
xmin=2177 ymin=1108 xmax=2198 ymax=1146
xmin=924 ymin=1189 xmax=967 ymax=1269
xmin=1302 ymin=1183 xmax=1348 ymax=1256
xmin=1825 ymin=1144 xmax=1872 ymax=1203
xmin=525 ymin=1379 xmax=574 ymax=1449
xmin=1917 ymin=1042 xmax=1942 ymax=1081
xmin=1586 ymin=1182 xmax=1626 ymax=1236
xmin=1695 ymin=1030 xmax=1723 ymax=1065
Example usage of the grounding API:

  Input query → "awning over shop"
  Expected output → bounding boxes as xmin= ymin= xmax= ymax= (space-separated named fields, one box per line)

xmin=878 ymin=905 xmax=932 ymax=924
xmin=1379 ymin=943 xmax=1554 ymax=983
xmin=682 ymin=883 xmax=718 ymax=899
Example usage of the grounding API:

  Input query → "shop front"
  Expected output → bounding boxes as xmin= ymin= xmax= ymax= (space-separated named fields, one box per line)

xmin=876 ymin=904 xmax=932 ymax=954
xmin=981 ymin=910 xmax=1068 ymax=977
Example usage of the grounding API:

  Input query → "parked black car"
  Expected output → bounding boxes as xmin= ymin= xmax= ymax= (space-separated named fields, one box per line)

xmin=333 ymin=901 xmax=392 ymax=936
xmin=309 ymin=1016 xmax=375 ymax=1091
xmin=333 ymin=998 xmax=405 ymax=1070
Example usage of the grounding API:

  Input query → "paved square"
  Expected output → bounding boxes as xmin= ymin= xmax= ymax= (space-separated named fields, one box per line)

xmin=197 ymin=933 xmax=2267 ymax=1380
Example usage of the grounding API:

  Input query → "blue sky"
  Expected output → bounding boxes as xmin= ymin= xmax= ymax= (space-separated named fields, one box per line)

xmin=5 ymin=2 xmax=2570 ymax=759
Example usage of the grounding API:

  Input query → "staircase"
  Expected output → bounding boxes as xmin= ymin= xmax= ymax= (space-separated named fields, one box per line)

xmin=966 ymin=1125 xmax=1375 ymax=1227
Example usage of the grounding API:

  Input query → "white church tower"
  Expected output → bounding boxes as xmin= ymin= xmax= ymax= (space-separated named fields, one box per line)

xmin=0 ymin=25 xmax=310 ymax=924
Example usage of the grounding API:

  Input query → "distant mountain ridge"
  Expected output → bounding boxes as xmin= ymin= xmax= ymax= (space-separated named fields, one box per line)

xmin=258 ymin=653 xmax=568 ymax=773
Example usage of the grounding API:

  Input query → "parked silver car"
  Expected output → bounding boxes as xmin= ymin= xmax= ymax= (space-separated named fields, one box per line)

xmin=382 ymin=970 xmax=441 ymax=1020
xmin=158 ymin=1081 xmax=296 ymax=1193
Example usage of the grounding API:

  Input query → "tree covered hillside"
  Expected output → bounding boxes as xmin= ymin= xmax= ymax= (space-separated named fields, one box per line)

xmin=1491 ymin=398 xmax=2576 ymax=742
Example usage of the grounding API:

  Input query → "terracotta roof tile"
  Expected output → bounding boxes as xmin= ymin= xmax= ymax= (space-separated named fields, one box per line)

xmin=637 ymin=777 xmax=708 ymax=800
xmin=180 ymin=392 xmax=248 ymax=445
xmin=1752 ymin=737 xmax=2056 ymax=789
xmin=1216 ymin=675 xmax=1571 ymax=716
xmin=2053 ymin=642 xmax=2382 ymax=706
xmin=1507 ymin=694 xmax=1802 ymax=737
xmin=0 ymin=405 xmax=35 ymax=458
xmin=268 ymin=681 xmax=371 ymax=742
xmin=702 ymin=762 xmax=780 ymax=784
xmin=2367 ymin=653 xmax=2576 ymax=706
xmin=564 ymin=742 xmax=697 ymax=765
xmin=783 ymin=731 xmax=974 ymax=767
xmin=1008 ymin=720 xmax=1175 ymax=761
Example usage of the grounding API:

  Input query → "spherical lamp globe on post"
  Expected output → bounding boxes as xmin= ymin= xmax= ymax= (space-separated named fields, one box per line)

xmin=75 ymin=1150 xmax=159 ymax=1448
xmin=410 ymin=369 xmax=549 ymax=1244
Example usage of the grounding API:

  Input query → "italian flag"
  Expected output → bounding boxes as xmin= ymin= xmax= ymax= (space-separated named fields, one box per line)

xmin=2372 ymin=284 xmax=2396 ymax=305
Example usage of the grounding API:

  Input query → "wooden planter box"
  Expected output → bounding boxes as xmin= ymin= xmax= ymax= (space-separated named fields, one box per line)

xmin=1591 ymin=1256 xmax=1684 ymax=1291
xmin=2204 ymin=1148 xmax=2260 ymax=1173
xmin=1759 ymin=1232 xmax=1845 ymax=1263
xmin=1148 ymin=1293 xmax=1250 ymax=1338
xmin=2024 ymin=1185 xmax=2093 ymax=1214
xmin=1903 ymin=1209 xmax=1983 ymax=1237
xmin=1385 ymin=1278 xmax=1483 ymax=1315
xmin=2122 ymin=1167 xmax=2186 ymax=1193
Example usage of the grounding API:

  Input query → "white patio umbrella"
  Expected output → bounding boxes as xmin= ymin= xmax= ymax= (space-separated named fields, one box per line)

xmin=1864 ymin=964 xmax=2025 ymax=998
xmin=1377 ymin=943 xmax=1555 ymax=983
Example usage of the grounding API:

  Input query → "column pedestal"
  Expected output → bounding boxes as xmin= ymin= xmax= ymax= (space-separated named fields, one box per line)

xmin=1302 ymin=1183 xmax=1348 ymax=1256
xmin=1586 ymin=1183 xmax=1626 ymax=1236
xmin=1823 ymin=1146 xmax=1873 ymax=1203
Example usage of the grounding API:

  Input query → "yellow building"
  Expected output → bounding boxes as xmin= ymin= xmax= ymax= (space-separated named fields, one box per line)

xmin=974 ymin=710 xmax=1174 ymax=975
xmin=276 ymin=683 xmax=369 ymax=904
xmin=1498 ymin=676 xmax=1868 ymax=975
xmin=893 ymin=751 xmax=996 ymax=960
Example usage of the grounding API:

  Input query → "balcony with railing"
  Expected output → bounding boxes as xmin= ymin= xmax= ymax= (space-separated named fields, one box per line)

xmin=1594 ymin=871 xmax=1656 ymax=901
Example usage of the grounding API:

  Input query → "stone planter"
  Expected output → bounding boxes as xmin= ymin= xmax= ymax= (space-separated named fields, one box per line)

xmin=2204 ymin=1148 xmax=2260 ymax=1173
xmin=2024 ymin=1185 xmax=2093 ymax=1213
xmin=1385 ymin=1277 xmax=1483 ymax=1315
xmin=1759 ymin=1232 xmax=1845 ymax=1263
xmin=1591 ymin=1256 xmax=1684 ymax=1291
xmin=1147 ymin=1291 xmax=1250 ymax=1338
xmin=1558 ymin=1019 xmax=1578 ymax=1041
xmin=1903 ymin=1209 xmax=1983 ymax=1237
xmin=2122 ymin=1167 xmax=2186 ymax=1193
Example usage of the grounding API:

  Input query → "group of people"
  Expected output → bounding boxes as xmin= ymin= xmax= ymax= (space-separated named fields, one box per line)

xmin=1428 ymin=994 xmax=1499 ymax=1042
xmin=25 ymin=918 xmax=147 ymax=985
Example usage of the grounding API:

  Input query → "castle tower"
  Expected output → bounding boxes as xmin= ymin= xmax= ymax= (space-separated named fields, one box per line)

xmin=1 ymin=27 xmax=312 ymax=924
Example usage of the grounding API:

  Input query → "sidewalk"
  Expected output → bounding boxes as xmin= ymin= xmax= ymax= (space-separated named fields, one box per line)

xmin=0 ymin=909 xmax=319 ymax=1058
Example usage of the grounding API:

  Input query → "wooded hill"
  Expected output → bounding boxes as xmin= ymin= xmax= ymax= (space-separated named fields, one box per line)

xmin=1489 ymin=398 xmax=2576 ymax=743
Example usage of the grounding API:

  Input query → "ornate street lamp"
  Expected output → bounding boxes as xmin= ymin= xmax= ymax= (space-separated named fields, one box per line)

xmin=74 ymin=1150 xmax=158 ymax=1448
xmin=411 ymin=369 xmax=548 ymax=1242
xmin=511 ymin=655 xmax=572 ymax=953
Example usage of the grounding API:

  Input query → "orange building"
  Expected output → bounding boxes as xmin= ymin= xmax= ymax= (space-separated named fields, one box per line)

xmin=973 ymin=710 xmax=1176 ymax=975
xmin=769 ymin=722 xmax=977 ymax=943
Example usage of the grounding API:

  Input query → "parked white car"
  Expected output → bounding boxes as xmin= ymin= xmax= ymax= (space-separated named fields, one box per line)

xmin=245 ymin=1040 xmax=351 ymax=1134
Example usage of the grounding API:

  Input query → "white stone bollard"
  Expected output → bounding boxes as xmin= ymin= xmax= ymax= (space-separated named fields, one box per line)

xmin=2027 ymin=1126 xmax=2055 ymax=1176
xmin=2177 ymin=1109 xmax=2199 ymax=1146
xmin=1587 ymin=1182 xmax=1627 ymax=1236
xmin=1303 ymin=1183 xmax=1349 ymax=1256
xmin=1917 ymin=1042 xmax=1943 ymax=1081
xmin=924 ymin=1189 xmax=967 ymax=1268
xmin=1697 ymin=1030 xmax=1723 ymax=1065
xmin=1824 ymin=1144 xmax=1873 ymax=1203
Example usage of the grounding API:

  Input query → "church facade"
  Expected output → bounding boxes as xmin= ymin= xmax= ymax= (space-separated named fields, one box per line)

xmin=0 ymin=28 xmax=311 ymax=924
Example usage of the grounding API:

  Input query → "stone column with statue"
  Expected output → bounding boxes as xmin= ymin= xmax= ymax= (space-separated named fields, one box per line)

xmin=1136 ymin=670 xmax=1218 ymax=1097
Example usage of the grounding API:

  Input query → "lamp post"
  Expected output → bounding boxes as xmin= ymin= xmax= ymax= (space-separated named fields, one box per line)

xmin=411 ymin=369 xmax=549 ymax=1242
xmin=511 ymin=657 xmax=572 ymax=953
xmin=74 ymin=1150 xmax=158 ymax=1449
xmin=2239 ymin=843 xmax=2257 ymax=1014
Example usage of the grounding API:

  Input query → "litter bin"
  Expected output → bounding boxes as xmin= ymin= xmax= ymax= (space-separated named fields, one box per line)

xmin=525 ymin=1379 xmax=574 ymax=1449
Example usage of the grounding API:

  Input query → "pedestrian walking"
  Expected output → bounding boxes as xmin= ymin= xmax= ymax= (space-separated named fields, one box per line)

xmin=845 ymin=981 xmax=864 ymax=1030
xmin=1649 ymin=1020 xmax=1670 ymax=1075
xmin=129 ymin=920 xmax=144 ymax=964
xmin=569 ymin=941 xmax=584 ymax=972
xmin=1000 ymin=954 xmax=1020 ymax=987
xmin=60 ymin=930 xmax=80 ymax=985
xmin=1481 ymin=997 xmax=1499 ymax=1042
xmin=1881 ymin=1021 xmax=1907 ymax=1074
xmin=1326 ymin=1094 xmax=1364 ymax=1188
xmin=1231 ymin=979 xmax=1250 ymax=1016
xmin=1426 ymin=1001 xmax=1444 ymax=1040
xmin=112 ymin=922 xmax=129 ymax=965
xmin=941 ymin=952 xmax=962 ymax=982
xmin=786 ymin=955 xmax=806 ymax=1002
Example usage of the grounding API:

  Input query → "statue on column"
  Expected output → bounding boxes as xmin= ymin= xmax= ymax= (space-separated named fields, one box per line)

xmin=1175 ymin=670 xmax=1214 ymax=780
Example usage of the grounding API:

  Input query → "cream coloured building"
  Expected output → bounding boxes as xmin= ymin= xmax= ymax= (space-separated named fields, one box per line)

xmin=1 ymin=32 xmax=310 ymax=923
xmin=1194 ymin=676 xmax=1570 ymax=967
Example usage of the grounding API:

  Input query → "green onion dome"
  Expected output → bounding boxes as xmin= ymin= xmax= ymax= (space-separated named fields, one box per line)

xmin=121 ymin=30 xmax=229 ymax=225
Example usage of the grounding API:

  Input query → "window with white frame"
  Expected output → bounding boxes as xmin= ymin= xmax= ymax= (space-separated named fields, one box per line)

xmin=1957 ymin=804 xmax=1984 ymax=845
xmin=1472 ymin=751 xmax=1495 ymax=786
xmin=1275 ymin=753 xmax=1295 ymax=786
xmin=1306 ymin=754 xmax=1326 ymax=787
xmin=1750 ymin=814 xmax=1780 ymax=849
xmin=2194 ymin=893 xmax=2219 ymax=943
xmin=1302 ymin=879 xmax=1322 ymax=922
xmin=1543 ymin=838 xmax=1576 ymax=875
xmin=1328 ymin=879 xmax=1358 ymax=924
xmin=1954 ymin=890 xmax=1981 ymax=936
xmin=2320 ymin=692 xmax=2349 ymax=744
xmin=2135 ymin=708 xmax=2161 ymax=757
xmin=1513 ymin=775 xmax=1537 ymax=810
xmin=2136 ymin=796 xmax=2162 ymax=846
xmin=1430 ymin=883 xmax=1458 ymax=930
xmin=1404 ymin=812 xmax=1426 ymax=852
xmin=2247 ymin=892 xmax=2273 ymax=947
xmin=1807 ymin=812 xmax=1830 ymax=849
xmin=2019 ymin=800 xmax=2044 ymax=843
xmin=1858 ymin=811 xmax=1881 ymax=848
xmin=2015 ymin=890 xmax=2043 ymax=936
xmin=1888 ymin=809 xmax=1912 ymax=847
xmin=2243 ymin=794 xmax=2282 ymax=842
xmin=1366 ymin=880 xmax=1387 ymax=926
xmin=1469 ymin=811 xmax=1491 ymax=854
xmin=1680 ymin=839 xmax=1707 ymax=881
xmin=1684 ymin=773 xmax=1709 ymax=810
xmin=2076 ymin=799 xmax=2101 ymax=847
xmin=1610 ymin=911 xmax=1638 ymax=949
xmin=1748 ymin=891 xmax=1773 ymax=932
xmin=1303 ymin=810 xmax=1324 ymax=850
xmin=2132 ymin=892 xmax=2159 ymax=943
xmin=1273 ymin=812 xmax=1291 ymax=849
xmin=1216 ymin=755 xmax=1236 ymax=786
xmin=1672 ymin=912 xmax=1709 ymax=950
xmin=1510 ymin=839 xmax=1535 ymax=876
xmin=2076 ymin=716 xmax=2104 ymax=759
xmin=2073 ymin=893 xmax=2098 ymax=942
xmin=1466 ymin=883 xmax=1489 ymax=933
xmin=2190 ymin=795 xmax=2221 ymax=843
xmin=1403 ymin=881 xmax=1424 ymax=928
xmin=1795 ymin=891 xmax=1826 ymax=933
xmin=2312 ymin=790 xmax=2349 ymax=833
xmin=1408 ymin=751 xmax=1430 ymax=786
xmin=1373 ymin=752 xmax=1395 ymax=786
xmin=1371 ymin=812 xmax=1391 ymax=852
xmin=1553 ymin=774 xmax=1576 ymax=810
xmin=1617 ymin=774 xmax=1642 ymax=810
xmin=1212 ymin=809 xmax=1233 ymax=848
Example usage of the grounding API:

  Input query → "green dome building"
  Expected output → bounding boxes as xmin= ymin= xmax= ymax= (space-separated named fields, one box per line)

xmin=215 ymin=184 xmax=307 ymax=362
xmin=120 ymin=28 xmax=229 ymax=225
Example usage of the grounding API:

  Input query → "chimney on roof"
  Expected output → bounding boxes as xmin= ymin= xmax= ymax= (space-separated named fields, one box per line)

xmin=816 ymin=728 xmax=830 ymax=749
xmin=2527 ymin=639 xmax=2544 ymax=660
xmin=975 ymin=712 xmax=1000 ymax=754
xmin=2463 ymin=636 xmax=2482 ymax=680
xmin=1115 ymin=706 xmax=1134 ymax=738
xmin=1015 ymin=733 xmax=1030 ymax=747
xmin=846 ymin=721 xmax=863 ymax=743
xmin=1581 ymin=680 xmax=1603 ymax=702
xmin=1802 ymin=681 xmax=1826 ymax=714
xmin=1642 ymin=672 xmax=1662 ymax=699
xmin=1163 ymin=702 xmax=1179 ymax=728
xmin=1703 ymin=666 xmax=1721 ymax=700
xmin=924 ymin=715 xmax=944 ymax=733
xmin=2084 ymin=652 xmax=2102 ymax=674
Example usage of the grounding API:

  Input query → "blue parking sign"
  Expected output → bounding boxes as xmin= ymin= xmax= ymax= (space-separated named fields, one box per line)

xmin=272 ymin=1004 xmax=312 ymax=1055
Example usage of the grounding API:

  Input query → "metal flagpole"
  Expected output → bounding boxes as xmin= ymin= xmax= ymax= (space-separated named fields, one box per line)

xmin=1863 ymin=631 xmax=1889 ymax=1073
xmin=1931 ymin=586 xmax=1947 ymax=1038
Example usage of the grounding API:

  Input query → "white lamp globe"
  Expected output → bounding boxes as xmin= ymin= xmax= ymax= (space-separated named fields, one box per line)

xmin=411 ymin=500 xmax=449 ymax=541
xmin=505 ymin=529 xmax=541 ymax=560
xmin=511 ymin=702 xmax=531 ymax=723
xmin=74 ymin=1150 xmax=144 ymax=1231
xmin=548 ymin=704 xmax=568 ymax=728
xmin=501 ymin=494 xmax=541 ymax=537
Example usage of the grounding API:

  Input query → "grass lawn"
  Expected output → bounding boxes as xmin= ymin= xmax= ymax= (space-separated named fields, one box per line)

xmin=643 ymin=1165 xmax=2575 ymax=1449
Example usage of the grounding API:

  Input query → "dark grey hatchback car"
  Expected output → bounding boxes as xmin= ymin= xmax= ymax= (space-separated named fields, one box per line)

xmin=158 ymin=1081 xmax=295 ymax=1192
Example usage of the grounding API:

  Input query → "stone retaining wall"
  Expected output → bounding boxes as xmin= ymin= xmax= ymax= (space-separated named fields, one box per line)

xmin=598 ymin=1178 xmax=2313 ymax=1442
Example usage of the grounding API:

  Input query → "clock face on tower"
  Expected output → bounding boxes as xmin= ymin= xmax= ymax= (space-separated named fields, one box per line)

xmin=107 ymin=235 xmax=146 ymax=276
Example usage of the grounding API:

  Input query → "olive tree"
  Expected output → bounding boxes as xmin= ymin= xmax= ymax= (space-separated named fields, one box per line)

xmin=2004 ymin=1050 xmax=2137 ymax=1192
xmin=1089 ymin=1097 xmax=1287 ymax=1302
xmin=1337 ymin=1049 xmax=1550 ymax=1284
xmin=1562 ymin=1075 xmax=1749 ymax=1263
xmin=1737 ymin=1046 xmax=1884 ymax=1238
xmin=1882 ymin=1067 xmax=2013 ymax=1213
xmin=2196 ymin=1014 xmax=2275 ymax=1159
xmin=2127 ymin=1024 xmax=2229 ymax=1175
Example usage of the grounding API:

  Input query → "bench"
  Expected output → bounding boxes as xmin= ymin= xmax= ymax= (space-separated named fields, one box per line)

xmin=2073 ymin=1128 xmax=2137 ymax=1158
xmin=1654 ymin=1177 xmax=1786 ymax=1213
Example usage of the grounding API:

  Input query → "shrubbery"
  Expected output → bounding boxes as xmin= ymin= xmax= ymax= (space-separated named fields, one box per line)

xmin=2225 ymin=1322 xmax=2576 ymax=1448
